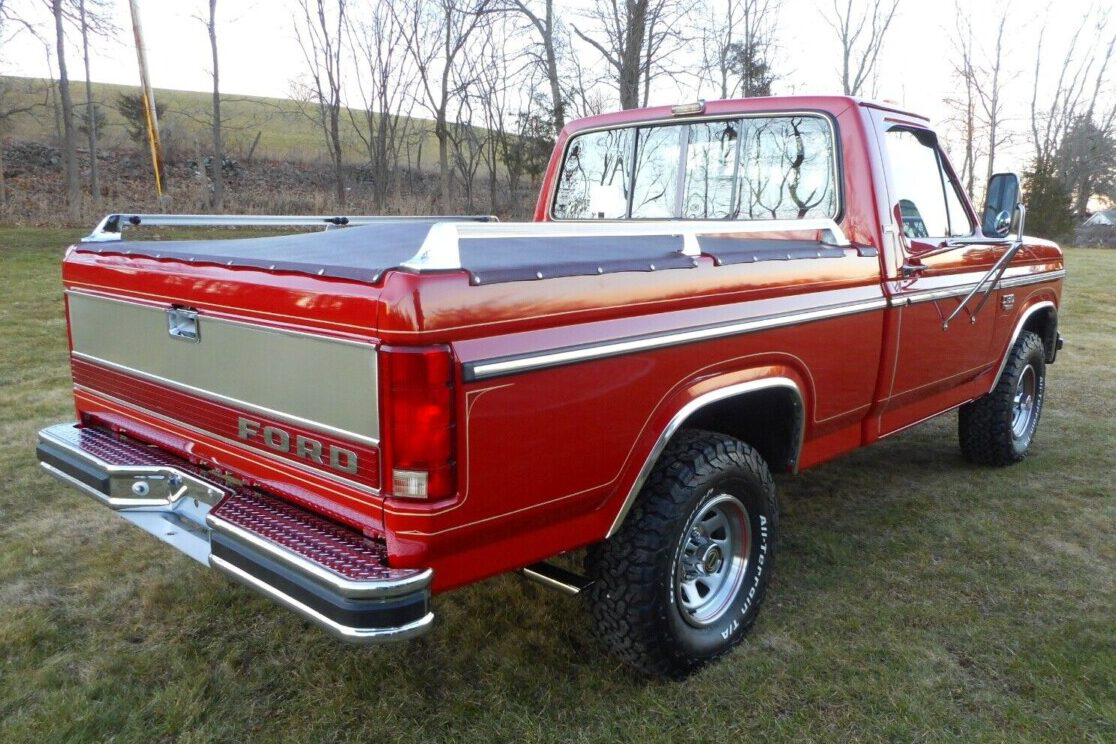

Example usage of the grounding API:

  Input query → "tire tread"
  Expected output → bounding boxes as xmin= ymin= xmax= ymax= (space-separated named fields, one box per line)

xmin=959 ymin=330 xmax=1045 ymax=466
xmin=585 ymin=430 xmax=776 ymax=677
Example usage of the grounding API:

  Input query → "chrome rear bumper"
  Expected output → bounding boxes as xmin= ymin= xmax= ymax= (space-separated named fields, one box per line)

xmin=36 ymin=423 xmax=432 ymax=643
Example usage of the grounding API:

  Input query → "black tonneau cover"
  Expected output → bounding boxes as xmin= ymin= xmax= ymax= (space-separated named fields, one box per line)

xmin=79 ymin=220 xmax=849 ymax=285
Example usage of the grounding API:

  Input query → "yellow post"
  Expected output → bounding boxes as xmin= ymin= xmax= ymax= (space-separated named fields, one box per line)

xmin=128 ymin=0 xmax=165 ymax=196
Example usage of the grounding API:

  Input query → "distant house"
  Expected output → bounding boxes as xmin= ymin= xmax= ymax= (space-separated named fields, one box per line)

xmin=1083 ymin=208 xmax=1116 ymax=226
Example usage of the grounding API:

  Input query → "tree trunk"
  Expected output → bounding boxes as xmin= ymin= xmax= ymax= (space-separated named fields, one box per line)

xmin=437 ymin=115 xmax=450 ymax=211
xmin=80 ymin=0 xmax=100 ymax=210
xmin=53 ymin=0 xmax=81 ymax=221
xmin=330 ymin=106 xmax=344 ymax=206
xmin=618 ymin=8 xmax=645 ymax=110
xmin=0 ymin=140 xmax=7 ymax=209
xmin=208 ymin=0 xmax=224 ymax=211
xmin=542 ymin=0 xmax=564 ymax=131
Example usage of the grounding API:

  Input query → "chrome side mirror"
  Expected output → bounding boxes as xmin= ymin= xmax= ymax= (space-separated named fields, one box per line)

xmin=982 ymin=172 xmax=1022 ymax=239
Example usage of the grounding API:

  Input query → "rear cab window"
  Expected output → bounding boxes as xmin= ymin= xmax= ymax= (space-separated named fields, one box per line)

xmin=551 ymin=113 xmax=839 ymax=222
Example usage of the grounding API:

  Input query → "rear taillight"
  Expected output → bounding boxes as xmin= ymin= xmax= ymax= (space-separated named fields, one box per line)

xmin=378 ymin=344 xmax=455 ymax=500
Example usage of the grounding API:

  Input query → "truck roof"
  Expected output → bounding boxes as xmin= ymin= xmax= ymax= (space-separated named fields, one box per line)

xmin=562 ymin=95 xmax=929 ymax=136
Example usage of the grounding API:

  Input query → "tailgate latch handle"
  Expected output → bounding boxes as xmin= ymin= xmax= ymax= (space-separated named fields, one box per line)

xmin=167 ymin=307 xmax=201 ymax=342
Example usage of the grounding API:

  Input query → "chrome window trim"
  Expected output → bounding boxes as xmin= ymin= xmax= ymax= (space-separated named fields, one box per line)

xmin=606 ymin=377 xmax=804 ymax=537
xmin=465 ymin=296 xmax=887 ymax=381
xmin=988 ymin=301 xmax=1056 ymax=394
xmin=548 ymin=110 xmax=842 ymax=224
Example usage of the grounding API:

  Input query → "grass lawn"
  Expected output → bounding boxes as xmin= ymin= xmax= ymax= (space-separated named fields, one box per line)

xmin=0 ymin=227 xmax=1112 ymax=743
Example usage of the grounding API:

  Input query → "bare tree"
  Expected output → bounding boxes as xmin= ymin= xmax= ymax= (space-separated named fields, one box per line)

xmin=0 ymin=79 xmax=47 ymax=210
xmin=1030 ymin=10 xmax=1116 ymax=214
xmin=1030 ymin=16 xmax=1102 ymax=169
xmin=294 ymin=0 xmax=347 ymax=205
xmin=945 ymin=3 xmax=976 ymax=196
xmin=975 ymin=11 xmax=1011 ymax=183
xmin=207 ymin=0 xmax=224 ymax=210
xmin=702 ymin=0 xmax=779 ymax=99
xmin=572 ymin=0 xmax=690 ymax=110
xmin=502 ymin=0 xmax=565 ymax=132
xmin=1025 ymin=10 xmax=1115 ymax=233
xmin=78 ymin=0 xmax=99 ymax=208
xmin=51 ymin=0 xmax=81 ymax=220
xmin=824 ymin=0 xmax=900 ymax=97
xmin=471 ymin=14 xmax=533 ymax=209
xmin=0 ymin=0 xmax=28 ymax=208
xmin=396 ymin=0 xmax=492 ymax=210
xmin=73 ymin=0 xmax=114 ymax=210
xmin=347 ymin=0 xmax=418 ymax=209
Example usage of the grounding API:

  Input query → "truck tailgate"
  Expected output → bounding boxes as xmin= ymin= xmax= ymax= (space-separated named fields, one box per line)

xmin=62 ymin=239 xmax=392 ymax=532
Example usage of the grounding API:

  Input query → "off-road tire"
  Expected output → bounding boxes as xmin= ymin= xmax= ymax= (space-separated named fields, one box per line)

xmin=585 ymin=430 xmax=777 ymax=677
xmin=959 ymin=330 xmax=1046 ymax=466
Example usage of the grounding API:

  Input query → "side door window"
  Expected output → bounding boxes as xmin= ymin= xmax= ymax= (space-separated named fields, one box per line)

xmin=884 ymin=127 xmax=973 ymax=241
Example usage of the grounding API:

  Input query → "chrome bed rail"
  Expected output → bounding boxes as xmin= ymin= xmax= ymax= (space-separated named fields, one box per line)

xmin=82 ymin=212 xmax=498 ymax=243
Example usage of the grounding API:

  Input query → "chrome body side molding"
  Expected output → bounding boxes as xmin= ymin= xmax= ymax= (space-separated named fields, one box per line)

xmin=465 ymin=296 xmax=886 ymax=381
xmin=888 ymin=269 xmax=1065 ymax=307
xmin=605 ymin=377 xmax=804 ymax=538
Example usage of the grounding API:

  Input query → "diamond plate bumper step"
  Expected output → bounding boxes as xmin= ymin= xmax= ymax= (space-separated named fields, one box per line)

xmin=36 ymin=423 xmax=433 ymax=643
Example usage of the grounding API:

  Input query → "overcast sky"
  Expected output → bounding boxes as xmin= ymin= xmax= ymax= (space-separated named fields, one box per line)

xmin=1 ymin=0 xmax=1110 ymax=175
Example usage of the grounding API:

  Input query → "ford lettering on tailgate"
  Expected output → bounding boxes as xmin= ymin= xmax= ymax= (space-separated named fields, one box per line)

xmin=236 ymin=417 xmax=359 ymax=475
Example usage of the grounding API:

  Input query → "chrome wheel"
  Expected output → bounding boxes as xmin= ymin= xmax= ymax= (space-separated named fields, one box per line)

xmin=676 ymin=493 xmax=750 ymax=627
xmin=1012 ymin=364 xmax=1037 ymax=439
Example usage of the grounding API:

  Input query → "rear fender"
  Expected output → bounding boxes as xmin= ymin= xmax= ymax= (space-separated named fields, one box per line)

xmin=604 ymin=368 xmax=808 ymax=538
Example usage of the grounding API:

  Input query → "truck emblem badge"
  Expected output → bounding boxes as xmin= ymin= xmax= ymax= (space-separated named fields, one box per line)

xmin=236 ymin=417 xmax=358 ymax=475
xmin=1001 ymin=294 xmax=1015 ymax=311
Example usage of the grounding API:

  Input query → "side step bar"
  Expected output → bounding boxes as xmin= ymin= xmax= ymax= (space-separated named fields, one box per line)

xmin=521 ymin=562 xmax=594 ymax=596
xmin=36 ymin=423 xmax=433 ymax=643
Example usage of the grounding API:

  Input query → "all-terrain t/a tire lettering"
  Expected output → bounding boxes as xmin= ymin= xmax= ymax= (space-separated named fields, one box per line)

xmin=585 ymin=430 xmax=777 ymax=677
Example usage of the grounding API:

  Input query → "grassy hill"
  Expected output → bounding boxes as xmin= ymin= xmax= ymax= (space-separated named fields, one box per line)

xmin=0 ymin=75 xmax=440 ymax=166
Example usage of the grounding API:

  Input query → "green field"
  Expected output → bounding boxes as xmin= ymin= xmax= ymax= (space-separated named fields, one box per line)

xmin=0 ymin=76 xmax=439 ymax=164
xmin=0 ymin=229 xmax=1112 ymax=742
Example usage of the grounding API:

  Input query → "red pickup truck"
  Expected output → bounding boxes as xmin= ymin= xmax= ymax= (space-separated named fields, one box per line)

xmin=37 ymin=96 xmax=1065 ymax=677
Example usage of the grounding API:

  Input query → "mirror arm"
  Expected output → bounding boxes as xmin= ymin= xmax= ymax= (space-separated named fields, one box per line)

xmin=943 ymin=203 xmax=1026 ymax=329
